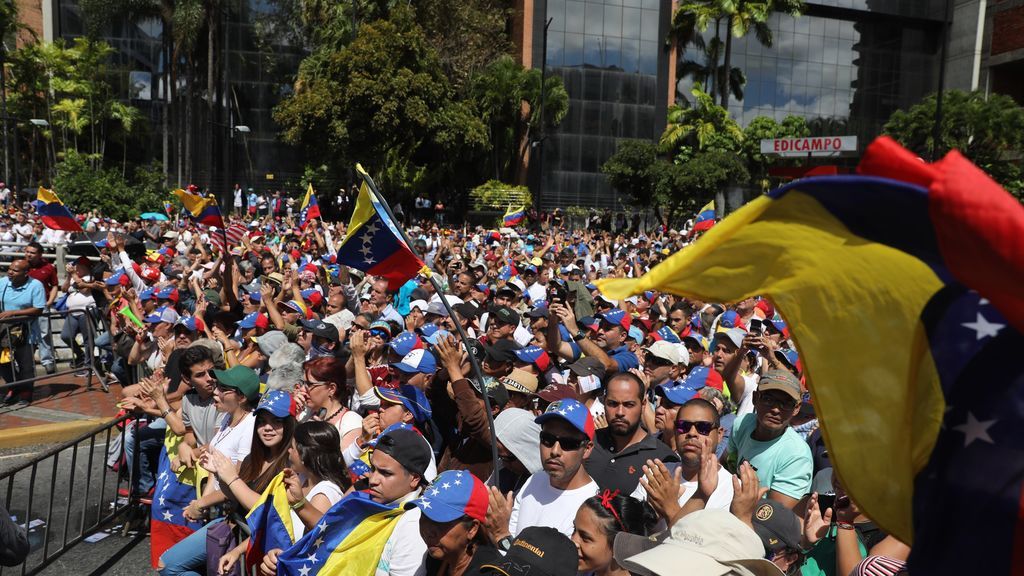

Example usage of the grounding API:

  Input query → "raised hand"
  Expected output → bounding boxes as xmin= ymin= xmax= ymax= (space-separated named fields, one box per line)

xmin=639 ymin=458 xmax=683 ymax=522
xmin=803 ymin=492 xmax=833 ymax=545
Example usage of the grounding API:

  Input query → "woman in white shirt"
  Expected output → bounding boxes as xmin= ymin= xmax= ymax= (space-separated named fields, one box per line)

xmin=59 ymin=258 xmax=99 ymax=368
xmin=296 ymin=357 xmax=362 ymax=451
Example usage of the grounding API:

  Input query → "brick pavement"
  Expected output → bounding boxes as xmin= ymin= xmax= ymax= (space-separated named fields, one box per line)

xmin=0 ymin=370 xmax=124 ymax=430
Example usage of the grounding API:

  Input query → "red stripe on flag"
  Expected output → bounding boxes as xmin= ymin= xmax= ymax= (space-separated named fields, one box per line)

xmin=150 ymin=519 xmax=195 ymax=569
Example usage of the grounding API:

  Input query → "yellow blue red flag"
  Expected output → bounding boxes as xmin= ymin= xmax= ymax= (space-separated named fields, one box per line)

xmin=597 ymin=136 xmax=1024 ymax=574
xmin=691 ymin=200 xmax=715 ymax=233
xmin=336 ymin=166 xmax=426 ymax=291
xmin=172 ymin=188 xmax=224 ymax=228
xmin=300 ymin=183 xmax=321 ymax=227
xmin=276 ymin=492 xmax=403 ymax=576
xmin=245 ymin=471 xmax=296 ymax=570
xmin=33 ymin=187 xmax=82 ymax=232
xmin=502 ymin=205 xmax=525 ymax=227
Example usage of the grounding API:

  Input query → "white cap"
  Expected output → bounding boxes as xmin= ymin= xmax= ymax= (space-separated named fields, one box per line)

xmin=409 ymin=299 xmax=429 ymax=313
xmin=644 ymin=340 xmax=688 ymax=366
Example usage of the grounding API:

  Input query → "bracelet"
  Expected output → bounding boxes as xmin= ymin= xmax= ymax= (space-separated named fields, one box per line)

xmin=226 ymin=476 xmax=242 ymax=488
xmin=836 ymin=521 xmax=855 ymax=531
xmin=290 ymin=498 xmax=307 ymax=511
xmin=160 ymin=408 xmax=171 ymax=419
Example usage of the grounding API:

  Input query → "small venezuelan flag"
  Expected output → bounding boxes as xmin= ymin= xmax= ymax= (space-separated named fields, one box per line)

xmin=503 ymin=205 xmax=525 ymax=227
xmin=691 ymin=200 xmax=715 ymax=233
xmin=34 ymin=187 xmax=82 ymax=232
xmin=336 ymin=166 xmax=426 ymax=291
xmin=597 ymin=136 xmax=1024 ymax=575
xmin=276 ymin=492 xmax=403 ymax=576
xmin=300 ymin=183 xmax=321 ymax=227
xmin=172 ymin=188 xmax=224 ymax=228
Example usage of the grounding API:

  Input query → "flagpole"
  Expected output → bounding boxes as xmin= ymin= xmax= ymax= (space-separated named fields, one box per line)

xmin=357 ymin=170 xmax=502 ymax=483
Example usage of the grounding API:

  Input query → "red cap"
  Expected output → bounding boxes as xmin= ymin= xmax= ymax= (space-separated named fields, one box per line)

xmin=141 ymin=267 xmax=161 ymax=282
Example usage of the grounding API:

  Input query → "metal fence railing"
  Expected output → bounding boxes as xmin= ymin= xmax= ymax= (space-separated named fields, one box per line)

xmin=0 ymin=414 xmax=135 ymax=576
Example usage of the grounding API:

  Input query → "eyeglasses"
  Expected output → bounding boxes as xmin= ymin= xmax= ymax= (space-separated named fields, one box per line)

xmin=757 ymin=393 xmax=798 ymax=411
xmin=675 ymin=420 xmax=716 ymax=436
xmin=301 ymin=379 xmax=330 ymax=389
xmin=539 ymin=431 xmax=587 ymax=451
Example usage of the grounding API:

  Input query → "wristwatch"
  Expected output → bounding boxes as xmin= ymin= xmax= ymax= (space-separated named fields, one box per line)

xmin=572 ymin=329 xmax=587 ymax=341
xmin=497 ymin=535 xmax=514 ymax=552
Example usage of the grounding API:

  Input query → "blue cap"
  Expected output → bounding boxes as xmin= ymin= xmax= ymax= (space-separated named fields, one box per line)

xmin=775 ymin=349 xmax=800 ymax=372
xmin=391 ymin=349 xmax=437 ymax=374
xmin=657 ymin=380 xmax=703 ymax=405
xmin=238 ymin=311 xmax=262 ymax=330
xmin=139 ymin=287 xmax=156 ymax=300
xmin=374 ymin=385 xmax=432 ymax=423
xmin=105 ymin=270 xmax=126 ymax=286
xmin=653 ymin=326 xmax=681 ymax=344
xmin=389 ymin=331 xmax=424 ymax=357
xmin=405 ymin=470 xmax=488 ymax=523
xmin=534 ymin=399 xmax=595 ymax=440
xmin=144 ymin=307 xmax=180 ymax=324
xmin=175 ymin=316 xmax=204 ymax=332
xmin=627 ymin=325 xmax=644 ymax=344
xmin=256 ymin=390 xmax=296 ymax=418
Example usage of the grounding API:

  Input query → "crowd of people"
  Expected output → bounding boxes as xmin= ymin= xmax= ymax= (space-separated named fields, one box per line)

xmin=0 ymin=200 xmax=913 ymax=576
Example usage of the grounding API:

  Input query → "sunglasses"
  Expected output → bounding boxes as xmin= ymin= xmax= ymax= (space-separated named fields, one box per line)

xmin=539 ymin=430 xmax=587 ymax=451
xmin=369 ymin=329 xmax=390 ymax=339
xmin=675 ymin=420 xmax=716 ymax=436
xmin=350 ymin=325 xmax=368 ymax=332
xmin=646 ymin=355 xmax=674 ymax=368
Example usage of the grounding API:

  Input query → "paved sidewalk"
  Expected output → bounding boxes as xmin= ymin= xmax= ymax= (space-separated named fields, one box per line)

xmin=0 ymin=369 xmax=124 ymax=448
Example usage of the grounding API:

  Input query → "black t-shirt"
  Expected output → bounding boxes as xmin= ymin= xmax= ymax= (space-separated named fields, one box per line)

xmin=427 ymin=544 xmax=501 ymax=576
xmin=585 ymin=430 xmax=677 ymax=494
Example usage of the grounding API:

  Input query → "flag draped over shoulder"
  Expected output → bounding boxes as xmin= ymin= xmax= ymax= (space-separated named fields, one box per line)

xmin=276 ymin=492 xmax=403 ymax=576
xmin=34 ymin=187 xmax=82 ymax=232
xmin=245 ymin=472 xmax=296 ymax=571
xmin=690 ymin=200 xmax=715 ymax=233
xmin=172 ymin=188 xmax=224 ymax=228
xmin=336 ymin=167 xmax=426 ymax=291
xmin=503 ymin=205 xmax=525 ymax=227
xmin=596 ymin=136 xmax=1024 ymax=574
xmin=300 ymin=183 xmax=321 ymax=227
xmin=150 ymin=434 xmax=204 ymax=568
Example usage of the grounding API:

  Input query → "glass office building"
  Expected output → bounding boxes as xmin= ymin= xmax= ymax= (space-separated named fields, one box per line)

xmin=531 ymin=0 xmax=946 ymax=209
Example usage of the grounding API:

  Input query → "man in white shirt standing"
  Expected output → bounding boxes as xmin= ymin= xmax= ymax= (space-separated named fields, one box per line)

xmin=488 ymin=398 xmax=599 ymax=548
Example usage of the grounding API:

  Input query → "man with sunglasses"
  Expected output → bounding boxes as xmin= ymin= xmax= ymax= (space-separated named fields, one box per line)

xmin=489 ymin=399 xmax=598 ymax=545
xmin=633 ymin=397 xmax=734 ymax=526
xmin=725 ymin=370 xmax=812 ymax=510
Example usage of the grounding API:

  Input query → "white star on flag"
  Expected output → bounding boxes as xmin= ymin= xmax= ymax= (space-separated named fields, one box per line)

xmin=442 ymin=482 xmax=451 ymax=490
xmin=313 ymin=536 xmax=324 ymax=549
xmin=953 ymin=411 xmax=996 ymax=447
xmin=454 ymin=479 xmax=462 ymax=486
xmin=422 ymin=500 xmax=432 ymax=508
xmin=365 ymin=222 xmax=381 ymax=235
xmin=159 ymin=496 xmax=166 ymax=506
xmin=306 ymin=553 xmax=318 ymax=563
xmin=162 ymin=510 xmax=173 ymax=521
xmin=299 ymin=566 xmax=311 ymax=576
xmin=364 ymin=256 xmax=376 ymax=265
xmin=962 ymin=313 xmax=1004 ymax=340
xmin=317 ymin=521 xmax=328 ymax=533
xmin=360 ymin=245 xmax=373 ymax=256
xmin=430 ymin=489 xmax=440 ymax=496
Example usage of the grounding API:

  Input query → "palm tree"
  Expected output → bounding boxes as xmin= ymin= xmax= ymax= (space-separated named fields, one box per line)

xmin=109 ymin=101 xmax=142 ymax=176
xmin=660 ymin=83 xmax=743 ymax=156
xmin=717 ymin=0 xmax=805 ymax=108
xmin=677 ymin=36 xmax=746 ymax=104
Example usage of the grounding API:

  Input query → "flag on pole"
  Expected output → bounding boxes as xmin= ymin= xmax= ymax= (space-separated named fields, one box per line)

xmin=300 ymin=183 xmax=321 ymax=227
xmin=210 ymin=223 xmax=248 ymax=254
xmin=596 ymin=136 xmax=1024 ymax=574
xmin=503 ymin=204 xmax=525 ymax=227
xmin=163 ymin=201 xmax=175 ymax=216
xmin=172 ymin=188 xmax=224 ymax=228
xmin=33 ymin=187 xmax=82 ymax=232
xmin=336 ymin=167 xmax=427 ymax=291
xmin=690 ymin=200 xmax=716 ymax=233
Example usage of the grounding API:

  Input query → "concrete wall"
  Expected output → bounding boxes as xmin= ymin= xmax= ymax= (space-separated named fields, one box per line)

xmin=945 ymin=0 xmax=987 ymax=91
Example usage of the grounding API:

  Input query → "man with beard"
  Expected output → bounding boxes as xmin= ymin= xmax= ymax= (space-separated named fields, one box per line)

xmin=488 ymin=399 xmax=598 ymax=543
xmin=584 ymin=372 xmax=675 ymax=493
xmin=632 ymin=398 xmax=734 ymax=526
xmin=725 ymin=370 xmax=812 ymax=509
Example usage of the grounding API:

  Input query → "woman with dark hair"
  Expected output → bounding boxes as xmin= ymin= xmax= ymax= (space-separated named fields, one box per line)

xmin=297 ymin=356 xmax=363 ymax=450
xmin=572 ymin=489 xmax=658 ymax=576
xmin=159 ymin=389 xmax=296 ymax=576
xmin=217 ymin=421 xmax=351 ymax=575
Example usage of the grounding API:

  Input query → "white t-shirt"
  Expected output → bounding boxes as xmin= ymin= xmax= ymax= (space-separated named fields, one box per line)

xmin=12 ymin=222 xmax=32 ymax=243
xmin=735 ymin=373 xmax=758 ymax=419
xmin=335 ymin=410 xmax=363 ymax=442
xmin=292 ymin=481 xmax=344 ymax=539
xmin=376 ymin=496 xmax=427 ymax=576
xmin=630 ymin=463 xmax=734 ymax=512
xmin=509 ymin=471 xmax=599 ymax=537
xmin=209 ymin=412 xmax=256 ymax=466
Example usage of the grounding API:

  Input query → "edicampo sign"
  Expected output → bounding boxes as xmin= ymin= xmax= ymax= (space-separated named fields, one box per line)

xmin=760 ymin=136 xmax=858 ymax=157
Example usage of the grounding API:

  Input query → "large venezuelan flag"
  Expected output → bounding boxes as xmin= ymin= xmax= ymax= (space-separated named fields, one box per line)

xmin=172 ymin=188 xmax=224 ymax=228
xmin=245 ymin=472 xmax=296 ymax=571
xmin=597 ymin=136 xmax=1024 ymax=575
xmin=275 ymin=492 xmax=403 ymax=576
xmin=149 ymin=435 xmax=204 ymax=568
xmin=336 ymin=168 xmax=426 ymax=291
xmin=503 ymin=205 xmax=525 ymax=227
xmin=300 ymin=183 xmax=321 ymax=227
xmin=34 ymin=187 xmax=82 ymax=232
xmin=691 ymin=200 xmax=715 ymax=232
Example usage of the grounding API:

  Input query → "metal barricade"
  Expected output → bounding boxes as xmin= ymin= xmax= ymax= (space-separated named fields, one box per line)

xmin=0 ymin=414 xmax=135 ymax=576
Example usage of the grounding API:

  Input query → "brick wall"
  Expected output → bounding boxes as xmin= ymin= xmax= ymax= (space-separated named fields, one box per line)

xmin=16 ymin=0 xmax=43 ymax=47
xmin=992 ymin=5 xmax=1024 ymax=55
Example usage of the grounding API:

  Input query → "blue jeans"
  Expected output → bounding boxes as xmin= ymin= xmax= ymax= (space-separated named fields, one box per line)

xmin=159 ymin=517 xmax=222 ymax=576
xmin=124 ymin=419 xmax=166 ymax=495
xmin=32 ymin=316 xmax=54 ymax=367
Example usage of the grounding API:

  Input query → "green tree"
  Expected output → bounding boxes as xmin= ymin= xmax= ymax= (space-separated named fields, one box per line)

xmin=470 ymin=179 xmax=532 ymax=211
xmin=883 ymin=90 xmax=1024 ymax=198
xmin=660 ymin=84 xmax=743 ymax=162
xmin=601 ymin=139 xmax=661 ymax=207
xmin=741 ymin=114 xmax=809 ymax=191
xmin=54 ymin=150 xmax=167 ymax=221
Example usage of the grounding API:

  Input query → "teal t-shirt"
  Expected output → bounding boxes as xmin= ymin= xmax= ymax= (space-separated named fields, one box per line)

xmin=800 ymin=526 xmax=868 ymax=576
xmin=726 ymin=413 xmax=813 ymax=499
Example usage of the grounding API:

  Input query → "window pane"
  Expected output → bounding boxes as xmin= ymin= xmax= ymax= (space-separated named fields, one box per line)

xmin=622 ymin=7 xmax=641 ymax=39
xmin=639 ymin=40 xmax=658 ymax=74
xmin=604 ymin=5 xmax=622 ymax=37
xmin=641 ymin=9 xmax=660 ymax=41
xmin=585 ymin=3 xmax=603 ymax=34
xmin=566 ymin=1 xmax=585 ymax=34
xmin=622 ymin=38 xmax=639 ymax=73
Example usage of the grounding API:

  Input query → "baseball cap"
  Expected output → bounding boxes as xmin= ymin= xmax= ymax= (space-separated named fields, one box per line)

xmin=255 ymin=390 xmax=297 ymax=418
xmin=614 ymin=509 xmax=779 ymax=576
xmin=238 ymin=311 xmax=269 ymax=330
xmin=470 ymin=377 xmax=509 ymax=408
xmin=534 ymin=399 xmax=595 ymax=440
xmin=105 ymin=270 xmax=128 ymax=286
xmin=682 ymin=366 xmax=724 ymax=391
xmin=774 ymin=349 xmax=800 ymax=374
xmin=144 ymin=307 xmax=180 ymax=324
xmin=409 ymin=299 xmax=429 ymax=313
xmin=536 ymin=383 xmax=577 ymax=404
xmin=279 ymin=299 xmax=312 ymax=319
xmin=651 ymin=326 xmax=681 ymax=344
xmin=256 ymin=330 xmax=289 ymax=357
xmin=405 ymin=470 xmax=488 ymax=523
xmin=757 ymin=369 xmax=802 ymax=402
xmin=490 ymin=305 xmax=520 ymax=327
xmin=139 ymin=287 xmax=157 ymax=301
xmin=141 ymin=267 xmax=161 ymax=282
xmin=511 ymin=346 xmax=552 ymax=373
xmin=524 ymin=305 xmax=549 ymax=319
xmin=375 ymin=384 xmax=433 ymax=423
xmin=712 ymin=327 xmax=746 ymax=351
xmin=175 ymin=316 xmax=206 ymax=333
xmin=499 ymin=368 xmax=538 ymax=395
xmin=751 ymin=498 xmax=803 ymax=554
xmin=683 ymin=334 xmax=710 ymax=352
xmin=483 ymin=339 xmax=522 ymax=363
xmin=716 ymin=310 xmax=747 ymax=332
xmin=374 ymin=428 xmax=433 ymax=479
xmin=597 ymin=308 xmax=631 ymax=330
xmin=656 ymin=380 xmax=703 ymax=405
xmin=425 ymin=301 xmax=449 ymax=318
xmin=568 ymin=356 xmax=606 ymax=380
xmin=389 ymin=331 xmax=425 ymax=357
xmin=300 ymin=318 xmax=339 ymax=341
xmin=300 ymin=289 xmax=323 ymax=308
xmin=212 ymin=366 xmax=260 ymax=402
xmin=644 ymin=341 xmax=687 ymax=366
xmin=480 ymin=526 xmax=579 ymax=576
xmin=391 ymin=348 xmax=437 ymax=374
xmin=416 ymin=324 xmax=449 ymax=346
xmin=368 ymin=320 xmax=393 ymax=339
xmin=156 ymin=286 xmax=179 ymax=302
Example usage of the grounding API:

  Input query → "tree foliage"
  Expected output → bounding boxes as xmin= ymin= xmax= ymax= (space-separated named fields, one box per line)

xmin=601 ymin=140 xmax=661 ymax=207
xmin=742 ymin=114 xmax=809 ymax=190
xmin=660 ymin=84 xmax=743 ymax=162
xmin=884 ymin=90 xmax=1024 ymax=198
xmin=471 ymin=180 xmax=532 ymax=211
xmin=54 ymin=150 xmax=167 ymax=221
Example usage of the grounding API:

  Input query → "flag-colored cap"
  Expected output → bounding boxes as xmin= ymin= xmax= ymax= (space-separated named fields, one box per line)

xmin=535 ymin=399 xmax=595 ymax=440
xmin=405 ymin=470 xmax=488 ymax=523
xmin=391 ymin=349 xmax=436 ymax=374
xmin=145 ymin=307 xmax=180 ymax=324
xmin=256 ymin=390 xmax=297 ymax=418
xmin=389 ymin=331 xmax=425 ymax=357
xmin=652 ymin=325 xmax=681 ymax=344
xmin=156 ymin=286 xmax=179 ymax=302
xmin=238 ymin=311 xmax=269 ymax=330
xmin=175 ymin=316 xmax=205 ymax=333
xmin=105 ymin=270 xmax=128 ymax=286
xmin=374 ymin=384 xmax=432 ymax=423
xmin=597 ymin=308 xmax=631 ymax=330
xmin=682 ymin=365 xmax=723 ymax=391
xmin=512 ymin=345 xmax=552 ymax=373
xmin=139 ymin=287 xmax=156 ymax=300
xmin=717 ymin=310 xmax=746 ymax=332
xmin=656 ymin=380 xmax=703 ymax=405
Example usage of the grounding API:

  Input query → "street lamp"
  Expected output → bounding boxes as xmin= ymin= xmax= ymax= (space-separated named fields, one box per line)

xmin=234 ymin=125 xmax=250 ymax=133
xmin=29 ymin=119 xmax=48 ymax=127
xmin=28 ymin=119 xmax=53 ymax=186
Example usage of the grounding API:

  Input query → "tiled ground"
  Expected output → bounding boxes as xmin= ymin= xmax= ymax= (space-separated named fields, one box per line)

xmin=0 ymin=370 xmax=123 ymax=429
